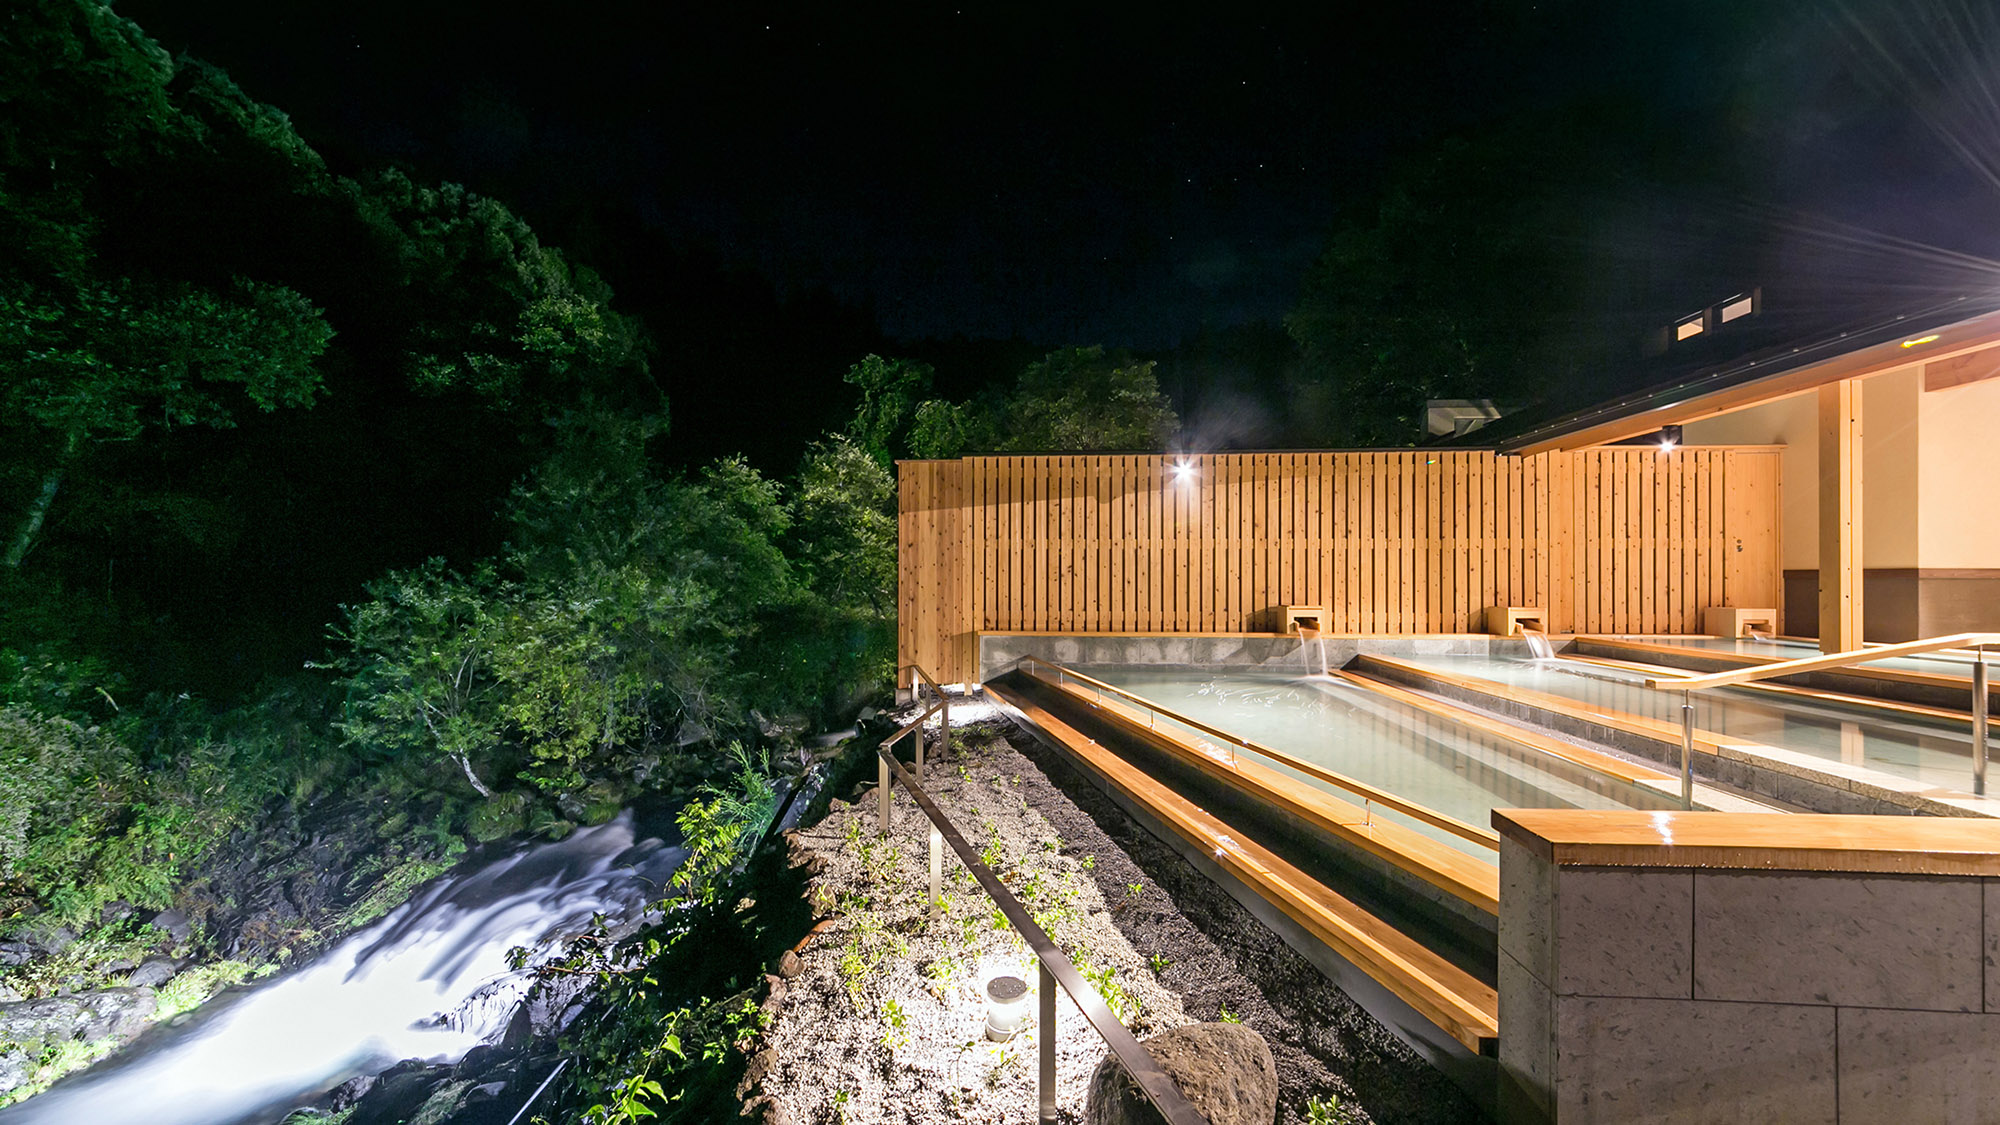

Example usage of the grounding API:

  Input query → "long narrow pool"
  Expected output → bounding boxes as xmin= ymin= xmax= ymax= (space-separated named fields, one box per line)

xmin=1073 ymin=666 xmax=1679 ymax=861
xmin=1402 ymin=654 xmax=1977 ymax=792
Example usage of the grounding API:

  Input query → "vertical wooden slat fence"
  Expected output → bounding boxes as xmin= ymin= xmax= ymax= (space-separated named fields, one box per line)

xmin=900 ymin=449 xmax=1785 ymax=684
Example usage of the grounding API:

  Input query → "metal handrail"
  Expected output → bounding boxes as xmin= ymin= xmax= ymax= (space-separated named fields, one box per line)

xmin=878 ymin=663 xmax=950 ymax=785
xmin=873 ymin=672 xmax=1208 ymax=1125
xmin=1638 ymin=632 xmax=2000 ymax=692
xmin=1639 ymin=633 xmax=1996 ymax=803
xmin=1015 ymin=655 xmax=1499 ymax=849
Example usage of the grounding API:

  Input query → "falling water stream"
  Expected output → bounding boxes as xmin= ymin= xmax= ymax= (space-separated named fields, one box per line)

xmin=1296 ymin=625 xmax=1330 ymax=676
xmin=0 ymin=811 xmax=686 ymax=1125
xmin=1521 ymin=627 xmax=1555 ymax=661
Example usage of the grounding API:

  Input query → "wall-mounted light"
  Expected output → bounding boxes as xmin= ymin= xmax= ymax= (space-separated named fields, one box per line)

xmin=1170 ymin=458 xmax=1196 ymax=483
xmin=984 ymin=975 xmax=1030 ymax=1041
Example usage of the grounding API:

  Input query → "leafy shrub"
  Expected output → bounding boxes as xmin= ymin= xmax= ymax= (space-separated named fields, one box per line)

xmin=671 ymin=744 xmax=776 ymax=907
xmin=0 ymin=704 xmax=265 ymax=926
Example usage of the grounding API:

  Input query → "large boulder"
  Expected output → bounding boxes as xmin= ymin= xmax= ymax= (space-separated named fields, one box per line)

xmin=1084 ymin=1022 xmax=1277 ymax=1125
xmin=0 ymin=987 xmax=159 ymax=1098
xmin=0 ymin=987 xmax=157 ymax=1046
xmin=0 ymin=1049 xmax=30 ymax=1098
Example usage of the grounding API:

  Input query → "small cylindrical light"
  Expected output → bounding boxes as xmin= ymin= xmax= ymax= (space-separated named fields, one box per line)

xmin=984 ymin=975 xmax=1031 ymax=1041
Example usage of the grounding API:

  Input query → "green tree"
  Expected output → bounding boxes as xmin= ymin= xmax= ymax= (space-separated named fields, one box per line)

xmin=1284 ymin=105 xmax=1714 ymax=446
xmin=1000 ymin=346 xmax=1177 ymax=452
xmin=896 ymin=346 xmax=1178 ymax=458
xmin=1283 ymin=141 xmax=1544 ymax=446
xmin=349 ymin=170 xmax=651 ymax=414
xmin=0 ymin=276 xmax=331 ymax=566
xmin=908 ymin=397 xmax=996 ymax=459
xmin=330 ymin=560 xmax=507 ymax=797
xmin=0 ymin=0 xmax=336 ymax=568
xmin=841 ymin=354 xmax=934 ymax=466
xmin=787 ymin=437 xmax=895 ymax=616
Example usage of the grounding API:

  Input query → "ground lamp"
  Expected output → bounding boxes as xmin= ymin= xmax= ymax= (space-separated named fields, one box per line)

xmin=984 ymin=975 xmax=1030 ymax=1041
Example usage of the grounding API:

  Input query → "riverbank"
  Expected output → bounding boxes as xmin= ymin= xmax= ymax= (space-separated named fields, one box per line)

xmin=0 ymin=782 xmax=478 ymax=1106
xmin=754 ymin=705 xmax=1481 ymax=1124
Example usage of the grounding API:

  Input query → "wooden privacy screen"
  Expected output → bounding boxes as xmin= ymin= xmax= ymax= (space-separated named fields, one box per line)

xmin=899 ymin=449 xmax=1784 ymax=683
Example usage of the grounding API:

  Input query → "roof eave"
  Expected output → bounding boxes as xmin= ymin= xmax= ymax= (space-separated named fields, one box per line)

xmin=1501 ymin=300 xmax=2000 ymax=455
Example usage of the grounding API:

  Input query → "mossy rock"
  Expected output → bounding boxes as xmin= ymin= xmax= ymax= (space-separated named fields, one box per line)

xmin=578 ymin=780 xmax=626 ymax=827
xmin=466 ymin=792 xmax=532 ymax=844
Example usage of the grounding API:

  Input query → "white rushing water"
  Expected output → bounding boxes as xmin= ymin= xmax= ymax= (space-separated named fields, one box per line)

xmin=1296 ymin=626 xmax=1330 ymax=677
xmin=0 ymin=812 xmax=685 ymax=1125
xmin=1522 ymin=628 xmax=1555 ymax=661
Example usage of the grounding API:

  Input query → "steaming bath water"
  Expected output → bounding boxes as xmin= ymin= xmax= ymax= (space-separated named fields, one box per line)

xmin=0 ymin=812 xmax=684 ymax=1125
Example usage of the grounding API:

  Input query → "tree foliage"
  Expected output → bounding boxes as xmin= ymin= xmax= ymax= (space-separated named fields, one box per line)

xmin=0 ymin=698 xmax=281 ymax=926
xmin=841 ymin=354 xmax=934 ymax=467
xmin=999 ymin=346 xmax=1178 ymax=452
xmin=329 ymin=560 xmax=507 ymax=796
xmin=348 ymin=170 xmax=651 ymax=413
xmin=0 ymin=0 xmax=338 ymax=566
xmin=854 ymin=345 xmax=1179 ymax=460
xmin=328 ymin=416 xmax=897 ymax=799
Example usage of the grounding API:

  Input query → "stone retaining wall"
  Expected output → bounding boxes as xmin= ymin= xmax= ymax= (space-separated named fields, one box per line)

xmin=1499 ymin=835 xmax=2000 ymax=1123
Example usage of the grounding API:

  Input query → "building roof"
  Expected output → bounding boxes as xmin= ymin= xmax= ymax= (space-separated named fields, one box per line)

xmin=1477 ymin=292 xmax=2000 ymax=454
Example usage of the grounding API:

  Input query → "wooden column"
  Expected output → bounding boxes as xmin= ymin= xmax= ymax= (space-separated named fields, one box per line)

xmin=1817 ymin=380 xmax=1863 ymax=653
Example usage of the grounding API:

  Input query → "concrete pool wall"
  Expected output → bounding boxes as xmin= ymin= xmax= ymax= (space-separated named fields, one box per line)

xmin=977 ymin=632 xmax=1530 ymax=682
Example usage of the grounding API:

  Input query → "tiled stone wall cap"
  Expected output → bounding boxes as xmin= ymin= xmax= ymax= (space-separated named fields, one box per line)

xmin=1492 ymin=809 xmax=2000 ymax=875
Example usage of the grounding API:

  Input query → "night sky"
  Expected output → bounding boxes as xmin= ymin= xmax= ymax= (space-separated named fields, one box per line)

xmin=115 ymin=1 xmax=2000 ymax=428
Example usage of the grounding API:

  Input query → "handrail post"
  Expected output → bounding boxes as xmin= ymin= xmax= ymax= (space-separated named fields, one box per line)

xmin=878 ymin=752 xmax=891 ymax=835
xmin=912 ymin=720 xmax=924 ymax=784
xmin=1975 ymin=648 xmax=1989 ymax=797
xmin=928 ymin=825 xmax=942 ymax=922
xmin=1038 ymin=962 xmax=1057 ymax=1125
xmin=1680 ymin=690 xmax=1695 ymax=809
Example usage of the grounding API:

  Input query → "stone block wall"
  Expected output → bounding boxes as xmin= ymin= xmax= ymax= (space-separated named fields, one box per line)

xmin=1499 ymin=836 xmax=2000 ymax=1123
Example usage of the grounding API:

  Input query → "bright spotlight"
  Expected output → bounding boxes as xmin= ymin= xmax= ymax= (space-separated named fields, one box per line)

xmin=1658 ymin=437 xmax=1677 ymax=453
xmin=1170 ymin=459 xmax=1196 ymax=482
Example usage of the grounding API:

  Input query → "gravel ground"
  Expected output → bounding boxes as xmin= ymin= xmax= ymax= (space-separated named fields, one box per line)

xmin=758 ymin=703 xmax=1484 ymax=1124
xmin=760 ymin=717 xmax=1191 ymax=1125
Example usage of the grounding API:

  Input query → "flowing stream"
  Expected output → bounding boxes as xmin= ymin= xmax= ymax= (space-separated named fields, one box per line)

xmin=0 ymin=811 xmax=685 ymax=1125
